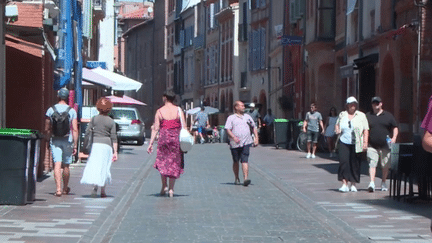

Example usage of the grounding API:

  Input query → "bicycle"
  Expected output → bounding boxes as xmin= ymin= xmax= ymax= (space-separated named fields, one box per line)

xmin=297 ymin=131 xmax=328 ymax=152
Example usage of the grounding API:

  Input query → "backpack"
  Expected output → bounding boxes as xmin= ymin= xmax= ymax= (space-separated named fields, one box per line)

xmin=51 ymin=105 xmax=72 ymax=137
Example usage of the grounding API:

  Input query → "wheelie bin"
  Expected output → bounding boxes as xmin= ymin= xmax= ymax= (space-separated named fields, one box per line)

xmin=289 ymin=119 xmax=303 ymax=150
xmin=218 ymin=125 xmax=229 ymax=143
xmin=0 ymin=128 xmax=42 ymax=205
xmin=273 ymin=119 xmax=289 ymax=149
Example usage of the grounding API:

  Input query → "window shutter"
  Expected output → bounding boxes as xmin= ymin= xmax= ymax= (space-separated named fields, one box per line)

xmin=260 ymin=28 xmax=266 ymax=70
xmin=248 ymin=31 xmax=253 ymax=71
xmin=180 ymin=30 xmax=185 ymax=47
xmin=253 ymin=30 xmax=259 ymax=71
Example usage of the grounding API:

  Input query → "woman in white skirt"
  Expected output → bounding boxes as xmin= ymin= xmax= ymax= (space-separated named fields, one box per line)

xmin=81 ymin=97 xmax=118 ymax=197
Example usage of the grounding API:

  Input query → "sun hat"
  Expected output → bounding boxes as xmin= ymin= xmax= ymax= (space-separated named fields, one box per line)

xmin=250 ymin=103 xmax=255 ymax=108
xmin=346 ymin=96 xmax=358 ymax=104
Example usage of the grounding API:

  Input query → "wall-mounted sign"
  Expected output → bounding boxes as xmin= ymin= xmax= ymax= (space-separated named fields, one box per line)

xmin=281 ymin=35 xmax=302 ymax=46
xmin=340 ymin=64 xmax=354 ymax=79
xmin=86 ymin=61 xmax=107 ymax=69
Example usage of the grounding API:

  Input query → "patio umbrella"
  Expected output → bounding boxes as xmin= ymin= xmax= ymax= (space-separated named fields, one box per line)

xmin=186 ymin=106 xmax=219 ymax=115
xmin=106 ymin=95 xmax=147 ymax=106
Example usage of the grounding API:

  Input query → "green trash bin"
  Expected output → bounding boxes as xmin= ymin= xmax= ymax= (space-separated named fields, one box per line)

xmin=0 ymin=128 xmax=42 ymax=205
xmin=274 ymin=119 xmax=289 ymax=149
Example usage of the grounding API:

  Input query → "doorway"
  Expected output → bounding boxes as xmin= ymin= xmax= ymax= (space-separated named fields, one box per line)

xmin=359 ymin=65 xmax=375 ymax=113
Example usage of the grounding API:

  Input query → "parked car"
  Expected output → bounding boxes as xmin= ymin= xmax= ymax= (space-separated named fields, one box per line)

xmin=109 ymin=107 xmax=146 ymax=145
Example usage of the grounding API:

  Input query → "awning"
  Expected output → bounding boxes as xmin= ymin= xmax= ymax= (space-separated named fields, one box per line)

xmin=82 ymin=67 xmax=142 ymax=91
xmin=82 ymin=67 xmax=115 ymax=87
xmin=106 ymin=95 xmax=147 ymax=106
xmin=353 ymin=53 xmax=379 ymax=70
xmin=91 ymin=67 xmax=142 ymax=91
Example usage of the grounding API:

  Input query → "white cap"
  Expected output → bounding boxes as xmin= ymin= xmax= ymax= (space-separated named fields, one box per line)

xmin=346 ymin=96 xmax=358 ymax=104
xmin=250 ymin=103 xmax=255 ymax=108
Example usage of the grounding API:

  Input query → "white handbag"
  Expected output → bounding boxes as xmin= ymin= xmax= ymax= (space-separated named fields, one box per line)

xmin=178 ymin=107 xmax=194 ymax=152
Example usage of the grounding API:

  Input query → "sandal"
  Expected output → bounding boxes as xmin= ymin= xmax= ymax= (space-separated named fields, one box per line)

xmin=54 ymin=191 xmax=62 ymax=197
xmin=62 ymin=187 xmax=71 ymax=195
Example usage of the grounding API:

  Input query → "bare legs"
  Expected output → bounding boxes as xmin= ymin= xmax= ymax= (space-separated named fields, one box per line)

xmin=233 ymin=162 xmax=248 ymax=182
xmin=306 ymin=142 xmax=317 ymax=155
xmin=160 ymin=175 xmax=175 ymax=197
xmin=54 ymin=162 xmax=69 ymax=195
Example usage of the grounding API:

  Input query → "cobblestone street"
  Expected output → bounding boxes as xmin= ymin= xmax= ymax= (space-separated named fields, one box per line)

xmin=1 ymin=143 xmax=432 ymax=242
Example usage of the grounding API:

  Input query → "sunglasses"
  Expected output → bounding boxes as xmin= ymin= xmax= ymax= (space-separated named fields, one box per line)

xmin=348 ymin=121 xmax=351 ymax=128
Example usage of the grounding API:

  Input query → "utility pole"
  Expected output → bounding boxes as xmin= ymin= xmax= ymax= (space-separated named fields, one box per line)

xmin=53 ymin=0 xmax=83 ymax=119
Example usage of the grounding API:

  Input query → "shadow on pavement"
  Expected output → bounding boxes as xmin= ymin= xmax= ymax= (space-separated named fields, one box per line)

xmin=37 ymin=173 xmax=51 ymax=182
xmin=147 ymin=193 xmax=189 ymax=197
xmin=313 ymin=161 xmax=371 ymax=176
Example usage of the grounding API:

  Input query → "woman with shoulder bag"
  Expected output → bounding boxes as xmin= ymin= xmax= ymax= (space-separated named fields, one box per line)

xmin=147 ymin=91 xmax=187 ymax=198
xmin=80 ymin=97 xmax=118 ymax=198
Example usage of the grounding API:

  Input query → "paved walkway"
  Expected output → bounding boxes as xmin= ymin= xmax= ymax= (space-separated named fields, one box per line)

xmin=1 ymin=143 xmax=432 ymax=242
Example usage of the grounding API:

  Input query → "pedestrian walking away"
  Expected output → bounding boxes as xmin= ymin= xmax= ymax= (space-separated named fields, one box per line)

xmin=44 ymin=88 xmax=78 ymax=197
xmin=225 ymin=101 xmax=259 ymax=186
xmin=80 ymin=97 xmax=118 ymax=198
xmin=335 ymin=97 xmax=369 ymax=193
xmin=147 ymin=91 xmax=186 ymax=197
xmin=195 ymin=106 xmax=209 ymax=144
xmin=366 ymin=96 xmax=398 ymax=192
xmin=324 ymin=107 xmax=338 ymax=157
xmin=263 ymin=108 xmax=275 ymax=144
xmin=302 ymin=103 xmax=325 ymax=158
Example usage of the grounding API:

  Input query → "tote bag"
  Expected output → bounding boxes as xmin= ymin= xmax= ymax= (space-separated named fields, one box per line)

xmin=82 ymin=118 xmax=94 ymax=154
xmin=178 ymin=107 xmax=194 ymax=152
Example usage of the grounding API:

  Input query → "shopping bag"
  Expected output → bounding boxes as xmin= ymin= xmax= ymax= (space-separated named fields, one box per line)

xmin=178 ymin=107 xmax=194 ymax=152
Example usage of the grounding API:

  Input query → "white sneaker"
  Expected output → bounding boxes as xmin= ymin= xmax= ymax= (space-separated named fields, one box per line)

xmin=368 ymin=182 xmax=375 ymax=192
xmin=381 ymin=182 xmax=388 ymax=191
xmin=311 ymin=154 xmax=316 ymax=159
xmin=350 ymin=185 xmax=357 ymax=192
xmin=306 ymin=153 xmax=311 ymax=158
xmin=338 ymin=184 xmax=349 ymax=192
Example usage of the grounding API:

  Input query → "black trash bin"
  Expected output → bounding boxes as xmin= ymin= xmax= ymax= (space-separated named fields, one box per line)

xmin=289 ymin=119 xmax=303 ymax=150
xmin=0 ymin=128 xmax=42 ymax=205
xmin=273 ymin=119 xmax=289 ymax=149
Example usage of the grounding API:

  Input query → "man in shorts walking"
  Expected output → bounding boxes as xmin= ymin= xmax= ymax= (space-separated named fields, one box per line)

xmin=366 ymin=96 xmax=398 ymax=192
xmin=302 ymin=103 xmax=325 ymax=158
xmin=225 ymin=101 xmax=259 ymax=186
xmin=44 ymin=88 xmax=78 ymax=197
xmin=195 ymin=107 xmax=209 ymax=144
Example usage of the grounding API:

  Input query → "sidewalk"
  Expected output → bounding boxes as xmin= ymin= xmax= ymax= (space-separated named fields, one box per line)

xmin=0 ymin=145 xmax=151 ymax=243
xmin=251 ymin=145 xmax=432 ymax=242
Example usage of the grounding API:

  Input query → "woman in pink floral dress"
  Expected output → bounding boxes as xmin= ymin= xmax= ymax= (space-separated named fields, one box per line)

xmin=147 ymin=91 xmax=186 ymax=197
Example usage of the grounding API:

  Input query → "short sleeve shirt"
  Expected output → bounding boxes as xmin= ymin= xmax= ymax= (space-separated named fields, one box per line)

xmin=196 ymin=111 xmax=208 ymax=127
xmin=225 ymin=113 xmax=255 ymax=148
xmin=305 ymin=111 xmax=322 ymax=132
xmin=46 ymin=104 xmax=77 ymax=142
xmin=421 ymin=96 xmax=432 ymax=133
xmin=366 ymin=111 xmax=398 ymax=149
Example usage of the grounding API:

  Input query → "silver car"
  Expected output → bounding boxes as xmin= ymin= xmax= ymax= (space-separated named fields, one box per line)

xmin=109 ymin=107 xmax=146 ymax=145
